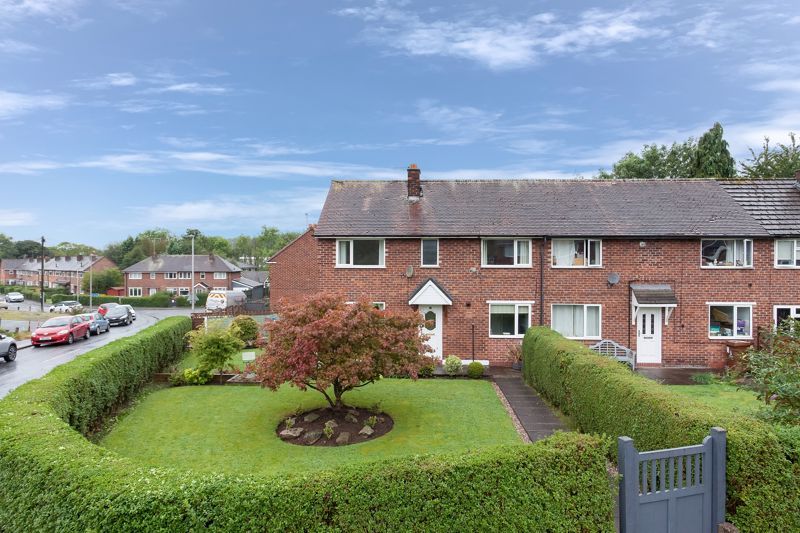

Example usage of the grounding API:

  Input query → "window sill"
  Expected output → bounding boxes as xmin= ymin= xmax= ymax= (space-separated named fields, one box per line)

xmin=489 ymin=334 xmax=525 ymax=339
xmin=481 ymin=265 xmax=532 ymax=269
xmin=774 ymin=265 xmax=800 ymax=269
xmin=708 ymin=336 xmax=753 ymax=341
xmin=551 ymin=265 xmax=603 ymax=269
xmin=335 ymin=265 xmax=386 ymax=269
xmin=700 ymin=265 xmax=754 ymax=270
xmin=420 ymin=265 xmax=439 ymax=268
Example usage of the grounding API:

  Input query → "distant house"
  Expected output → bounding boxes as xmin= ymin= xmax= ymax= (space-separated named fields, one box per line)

xmin=0 ymin=255 xmax=116 ymax=294
xmin=123 ymin=254 xmax=242 ymax=298
xmin=232 ymin=270 xmax=268 ymax=300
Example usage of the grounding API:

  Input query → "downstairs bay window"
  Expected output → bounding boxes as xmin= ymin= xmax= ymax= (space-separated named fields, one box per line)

xmin=336 ymin=239 xmax=385 ymax=267
xmin=775 ymin=305 xmax=800 ymax=328
xmin=551 ymin=304 xmax=601 ymax=339
xmin=708 ymin=304 xmax=752 ymax=338
xmin=489 ymin=302 xmax=531 ymax=337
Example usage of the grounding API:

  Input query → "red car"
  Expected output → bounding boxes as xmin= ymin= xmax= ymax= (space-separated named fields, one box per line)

xmin=98 ymin=303 xmax=119 ymax=316
xmin=31 ymin=316 xmax=91 ymax=347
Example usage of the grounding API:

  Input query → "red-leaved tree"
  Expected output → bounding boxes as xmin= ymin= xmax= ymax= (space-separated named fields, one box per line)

xmin=253 ymin=294 xmax=429 ymax=410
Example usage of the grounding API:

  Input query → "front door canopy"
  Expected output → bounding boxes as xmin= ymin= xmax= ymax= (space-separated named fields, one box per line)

xmin=408 ymin=278 xmax=453 ymax=306
xmin=631 ymin=283 xmax=677 ymax=325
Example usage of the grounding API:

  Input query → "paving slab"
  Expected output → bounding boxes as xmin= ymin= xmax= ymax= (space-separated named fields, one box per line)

xmin=493 ymin=370 xmax=566 ymax=442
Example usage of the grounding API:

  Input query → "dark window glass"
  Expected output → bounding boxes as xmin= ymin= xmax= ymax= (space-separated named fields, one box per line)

xmin=422 ymin=239 xmax=438 ymax=266
xmin=352 ymin=240 xmax=380 ymax=265
xmin=484 ymin=239 xmax=514 ymax=265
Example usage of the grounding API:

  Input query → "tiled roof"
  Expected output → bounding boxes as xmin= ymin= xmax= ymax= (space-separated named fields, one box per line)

xmin=315 ymin=179 xmax=770 ymax=238
xmin=631 ymin=283 xmax=678 ymax=305
xmin=123 ymin=254 xmax=242 ymax=273
xmin=718 ymin=179 xmax=800 ymax=236
xmin=4 ymin=256 xmax=106 ymax=272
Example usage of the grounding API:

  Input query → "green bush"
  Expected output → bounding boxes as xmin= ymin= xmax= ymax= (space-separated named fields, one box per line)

xmin=51 ymin=291 xmax=209 ymax=308
xmin=0 ymin=319 xmax=616 ymax=531
xmin=230 ymin=315 xmax=259 ymax=346
xmin=170 ymin=367 xmax=213 ymax=386
xmin=522 ymin=326 xmax=800 ymax=533
xmin=187 ymin=327 xmax=244 ymax=373
xmin=418 ymin=356 xmax=436 ymax=378
xmin=444 ymin=355 xmax=461 ymax=376
xmin=466 ymin=361 xmax=484 ymax=379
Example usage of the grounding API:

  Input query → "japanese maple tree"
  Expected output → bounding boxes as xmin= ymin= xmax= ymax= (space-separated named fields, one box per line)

xmin=254 ymin=294 xmax=429 ymax=410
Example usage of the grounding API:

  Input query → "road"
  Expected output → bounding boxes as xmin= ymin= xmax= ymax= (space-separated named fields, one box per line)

xmin=0 ymin=305 xmax=190 ymax=398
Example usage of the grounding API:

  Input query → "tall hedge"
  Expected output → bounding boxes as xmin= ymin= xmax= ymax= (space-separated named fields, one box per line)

xmin=0 ymin=317 xmax=615 ymax=531
xmin=522 ymin=326 xmax=800 ymax=533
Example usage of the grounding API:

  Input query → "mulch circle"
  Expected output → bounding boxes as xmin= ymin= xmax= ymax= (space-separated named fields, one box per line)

xmin=277 ymin=406 xmax=394 ymax=447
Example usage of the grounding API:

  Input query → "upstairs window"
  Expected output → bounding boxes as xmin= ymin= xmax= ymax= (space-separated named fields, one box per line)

xmin=701 ymin=239 xmax=752 ymax=268
xmin=178 ymin=272 xmax=192 ymax=279
xmin=164 ymin=272 xmax=178 ymax=279
xmin=421 ymin=239 xmax=439 ymax=267
xmin=336 ymin=239 xmax=385 ymax=267
xmin=213 ymin=272 xmax=227 ymax=279
xmin=128 ymin=272 xmax=142 ymax=280
xmin=709 ymin=304 xmax=752 ymax=338
xmin=775 ymin=239 xmax=800 ymax=267
xmin=482 ymin=239 xmax=531 ymax=267
xmin=489 ymin=303 xmax=531 ymax=337
xmin=552 ymin=239 xmax=601 ymax=268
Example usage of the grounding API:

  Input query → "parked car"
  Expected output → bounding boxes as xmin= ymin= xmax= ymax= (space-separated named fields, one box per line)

xmin=49 ymin=301 xmax=83 ymax=314
xmin=122 ymin=304 xmax=136 ymax=320
xmin=0 ymin=333 xmax=17 ymax=362
xmin=79 ymin=312 xmax=110 ymax=336
xmin=6 ymin=292 xmax=24 ymax=303
xmin=106 ymin=305 xmax=133 ymax=326
xmin=31 ymin=315 xmax=91 ymax=346
xmin=0 ymin=298 xmax=8 ymax=309
xmin=98 ymin=302 xmax=119 ymax=316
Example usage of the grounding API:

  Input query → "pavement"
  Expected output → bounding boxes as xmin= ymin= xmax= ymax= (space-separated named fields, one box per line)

xmin=0 ymin=303 xmax=190 ymax=399
xmin=492 ymin=369 xmax=566 ymax=441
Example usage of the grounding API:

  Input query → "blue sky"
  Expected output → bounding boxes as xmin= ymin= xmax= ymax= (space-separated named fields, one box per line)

xmin=1 ymin=0 xmax=799 ymax=247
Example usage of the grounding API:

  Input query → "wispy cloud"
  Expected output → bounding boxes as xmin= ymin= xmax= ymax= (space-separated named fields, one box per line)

xmin=109 ymin=0 xmax=181 ymax=21
xmin=143 ymin=82 xmax=228 ymax=95
xmin=158 ymin=136 xmax=208 ymax=148
xmin=0 ymin=38 xmax=39 ymax=55
xmin=117 ymin=98 xmax=207 ymax=115
xmin=0 ymin=0 xmax=85 ymax=25
xmin=0 ymin=90 xmax=68 ymax=119
xmin=73 ymin=72 xmax=138 ymax=89
xmin=0 ymin=209 xmax=35 ymax=226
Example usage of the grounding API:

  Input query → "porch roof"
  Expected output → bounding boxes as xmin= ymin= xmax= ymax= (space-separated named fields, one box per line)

xmin=631 ymin=283 xmax=677 ymax=306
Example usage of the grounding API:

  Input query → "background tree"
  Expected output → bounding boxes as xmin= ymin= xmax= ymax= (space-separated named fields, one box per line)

xmin=104 ymin=236 xmax=137 ymax=267
xmin=13 ymin=239 xmax=46 ymax=258
xmin=0 ymin=233 xmax=15 ymax=258
xmin=51 ymin=241 xmax=99 ymax=256
xmin=81 ymin=268 xmax=123 ymax=293
xmin=135 ymin=228 xmax=173 ymax=256
xmin=253 ymin=294 xmax=428 ymax=410
xmin=740 ymin=133 xmax=800 ymax=179
xmin=598 ymin=140 xmax=696 ymax=180
xmin=693 ymin=122 xmax=736 ymax=178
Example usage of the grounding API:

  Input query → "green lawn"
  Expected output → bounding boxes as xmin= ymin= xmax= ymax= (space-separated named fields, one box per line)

xmin=100 ymin=379 xmax=521 ymax=476
xmin=669 ymin=383 xmax=764 ymax=417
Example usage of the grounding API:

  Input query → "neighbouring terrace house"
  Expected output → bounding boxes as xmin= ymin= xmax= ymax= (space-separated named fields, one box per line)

xmin=123 ymin=254 xmax=242 ymax=297
xmin=268 ymin=165 xmax=800 ymax=368
xmin=1 ymin=255 xmax=116 ymax=294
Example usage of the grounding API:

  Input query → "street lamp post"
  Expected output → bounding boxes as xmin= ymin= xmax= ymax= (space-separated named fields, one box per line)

xmin=89 ymin=255 xmax=95 ymax=309
xmin=190 ymin=235 xmax=195 ymax=312
xmin=39 ymin=236 xmax=45 ymax=312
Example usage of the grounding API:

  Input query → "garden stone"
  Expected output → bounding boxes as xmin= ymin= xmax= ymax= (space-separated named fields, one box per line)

xmin=279 ymin=427 xmax=304 ymax=439
xmin=303 ymin=413 xmax=320 ymax=423
xmin=304 ymin=430 xmax=322 ymax=444
xmin=359 ymin=425 xmax=374 ymax=437
xmin=335 ymin=432 xmax=350 ymax=445
xmin=345 ymin=413 xmax=359 ymax=424
xmin=325 ymin=419 xmax=338 ymax=428
xmin=347 ymin=409 xmax=359 ymax=417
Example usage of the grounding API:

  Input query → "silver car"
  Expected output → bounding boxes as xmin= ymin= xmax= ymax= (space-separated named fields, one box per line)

xmin=49 ymin=301 xmax=83 ymax=314
xmin=0 ymin=333 xmax=17 ymax=362
xmin=6 ymin=292 xmax=24 ymax=303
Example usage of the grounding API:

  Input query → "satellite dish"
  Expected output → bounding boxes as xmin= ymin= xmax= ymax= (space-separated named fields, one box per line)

xmin=405 ymin=266 xmax=414 ymax=278
xmin=607 ymin=273 xmax=621 ymax=286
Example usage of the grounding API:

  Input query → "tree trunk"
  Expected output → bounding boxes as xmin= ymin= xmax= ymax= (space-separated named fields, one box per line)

xmin=332 ymin=380 xmax=346 ymax=411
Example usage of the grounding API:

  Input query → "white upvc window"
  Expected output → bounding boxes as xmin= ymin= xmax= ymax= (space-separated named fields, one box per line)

xmin=128 ymin=287 xmax=142 ymax=297
xmin=212 ymin=286 xmax=227 ymax=291
xmin=150 ymin=272 xmax=156 ymax=280
xmin=166 ymin=287 xmax=177 ymax=295
xmin=200 ymin=272 xmax=206 ymax=279
xmin=148 ymin=288 xmax=157 ymax=296
xmin=213 ymin=272 xmax=227 ymax=279
xmin=775 ymin=305 xmax=800 ymax=329
xmin=708 ymin=303 xmax=753 ymax=339
xmin=552 ymin=239 xmax=602 ymax=268
xmin=178 ymin=287 xmax=190 ymax=296
xmin=701 ymin=239 xmax=753 ymax=268
xmin=488 ymin=302 xmax=532 ymax=338
xmin=345 ymin=301 xmax=386 ymax=310
xmin=421 ymin=238 xmax=439 ymax=267
xmin=164 ymin=272 xmax=178 ymax=279
xmin=551 ymin=304 xmax=602 ymax=339
xmin=481 ymin=239 xmax=531 ymax=267
xmin=775 ymin=239 xmax=800 ymax=267
xmin=128 ymin=272 xmax=142 ymax=279
xmin=336 ymin=239 xmax=385 ymax=267
xmin=178 ymin=272 xmax=192 ymax=279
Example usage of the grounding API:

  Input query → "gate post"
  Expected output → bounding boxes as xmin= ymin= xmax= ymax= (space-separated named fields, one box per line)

xmin=711 ymin=427 xmax=727 ymax=528
xmin=618 ymin=436 xmax=638 ymax=532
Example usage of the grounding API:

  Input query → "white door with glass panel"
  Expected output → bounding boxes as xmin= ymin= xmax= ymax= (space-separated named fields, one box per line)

xmin=636 ymin=307 xmax=662 ymax=364
xmin=420 ymin=305 xmax=443 ymax=359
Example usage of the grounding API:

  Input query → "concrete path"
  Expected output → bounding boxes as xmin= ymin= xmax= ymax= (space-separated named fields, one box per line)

xmin=493 ymin=370 xmax=566 ymax=441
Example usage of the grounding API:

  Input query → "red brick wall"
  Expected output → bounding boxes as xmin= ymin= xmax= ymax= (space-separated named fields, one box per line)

xmin=125 ymin=269 xmax=241 ymax=295
xmin=269 ymin=228 xmax=319 ymax=311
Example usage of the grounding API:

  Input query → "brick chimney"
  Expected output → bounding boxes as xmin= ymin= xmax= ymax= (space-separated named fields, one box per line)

xmin=407 ymin=163 xmax=421 ymax=200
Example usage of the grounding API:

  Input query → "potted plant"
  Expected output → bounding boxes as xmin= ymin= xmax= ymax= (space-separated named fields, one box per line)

xmin=510 ymin=343 xmax=523 ymax=370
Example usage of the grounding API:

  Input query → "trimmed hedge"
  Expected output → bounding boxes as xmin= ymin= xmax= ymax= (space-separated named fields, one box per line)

xmin=522 ymin=326 xmax=800 ymax=533
xmin=0 ymin=319 xmax=615 ymax=531
xmin=51 ymin=291 xmax=208 ymax=308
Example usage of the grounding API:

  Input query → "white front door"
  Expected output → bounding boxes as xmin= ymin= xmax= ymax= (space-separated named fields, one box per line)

xmin=636 ymin=307 xmax=662 ymax=364
xmin=420 ymin=304 xmax=443 ymax=360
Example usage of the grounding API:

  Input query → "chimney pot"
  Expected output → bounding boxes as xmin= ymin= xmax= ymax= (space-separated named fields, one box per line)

xmin=407 ymin=164 xmax=422 ymax=200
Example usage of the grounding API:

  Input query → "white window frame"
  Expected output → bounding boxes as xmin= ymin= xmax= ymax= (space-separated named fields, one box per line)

xmin=550 ymin=304 xmax=602 ymax=340
xmin=774 ymin=239 xmax=800 ymax=268
xmin=148 ymin=288 xmax=157 ymax=296
xmin=481 ymin=238 xmax=532 ymax=268
xmin=700 ymin=239 xmax=753 ymax=269
xmin=335 ymin=239 xmax=386 ymax=268
xmin=487 ymin=301 xmax=533 ymax=338
xmin=178 ymin=272 xmax=192 ymax=279
xmin=212 ymin=286 xmax=227 ymax=291
xmin=773 ymin=305 xmax=800 ymax=328
xmin=420 ymin=238 xmax=439 ymax=267
xmin=128 ymin=287 xmax=142 ymax=297
xmin=149 ymin=272 xmax=156 ymax=280
xmin=707 ymin=302 xmax=754 ymax=339
xmin=551 ymin=239 xmax=602 ymax=268
xmin=164 ymin=272 xmax=178 ymax=279
xmin=166 ymin=287 xmax=177 ymax=295
xmin=213 ymin=272 xmax=227 ymax=280
xmin=128 ymin=272 xmax=142 ymax=280
xmin=199 ymin=272 xmax=206 ymax=279
xmin=178 ymin=287 xmax=190 ymax=296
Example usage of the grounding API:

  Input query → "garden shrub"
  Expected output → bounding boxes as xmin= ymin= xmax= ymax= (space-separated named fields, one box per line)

xmin=418 ymin=356 xmax=436 ymax=378
xmin=444 ymin=355 xmax=461 ymax=376
xmin=230 ymin=315 xmax=259 ymax=346
xmin=169 ymin=367 xmax=213 ymax=386
xmin=0 ymin=318 xmax=616 ymax=531
xmin=522 ymin=326 xmax=800 ymax=533
xmin=187 ymin=326 xmax=244 ymax=373
xmin=466 ymin=361 xmax=484 ymax=379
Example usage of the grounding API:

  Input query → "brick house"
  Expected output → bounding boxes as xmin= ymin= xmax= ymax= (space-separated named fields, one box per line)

xmin=1 ymin=255 xmax=116 ymax=294
xmin=269 ymin=165 xmax=800 ymax=368
xmin=123 ymin=254 xmax=242 ymax=297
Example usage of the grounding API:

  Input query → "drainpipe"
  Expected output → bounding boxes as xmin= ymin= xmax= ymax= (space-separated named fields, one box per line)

xmin=540 ymin=237 xmax=547 ymax=325
xmin=628 ymin=281 xmax=633 ymax=350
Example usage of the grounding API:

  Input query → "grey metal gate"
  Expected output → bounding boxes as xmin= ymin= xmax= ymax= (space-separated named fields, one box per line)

xmin=618 ymin=427 xmax=726 ymax=533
